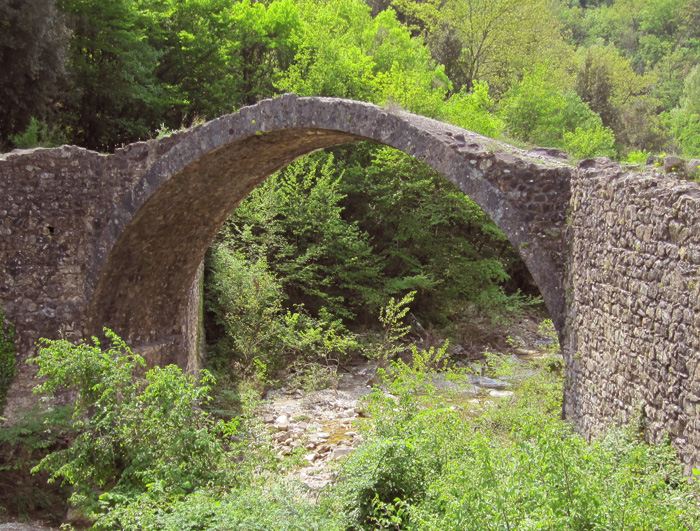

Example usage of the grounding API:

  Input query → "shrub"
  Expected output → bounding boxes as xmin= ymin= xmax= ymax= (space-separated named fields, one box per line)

xmin=205 ymin=243 xmax=358 ymax=386
xmin=332 ymin=348 xmax=700 ymax=530
xmin=624 ymin=149 xmax=652 ymax=164
xmin=27 ymin=331 xmax=229 ymax=523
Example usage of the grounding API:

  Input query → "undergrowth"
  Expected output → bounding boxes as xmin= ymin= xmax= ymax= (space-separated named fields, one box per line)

xmin=3 ymin=330 xmax=699 ymax=530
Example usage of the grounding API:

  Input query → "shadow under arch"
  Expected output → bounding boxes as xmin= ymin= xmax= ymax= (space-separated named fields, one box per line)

xmin=87 ymin=95 xmax=572 ymax=359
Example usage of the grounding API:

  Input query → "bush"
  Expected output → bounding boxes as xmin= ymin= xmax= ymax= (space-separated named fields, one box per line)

xmin=563 ymin=122 xmax=617 ymax=159
xmin=27 ymin=331 xmax=229 ymax=523
xmin=205 ymin=243 xmax=359 ymax=387
xmin=624 ymin=149 xmax=653 ymax=164
xmin=332 ymin=349 xmax=700 ymax=530
xmin=205 ymin=244 xmax=288 ymax=373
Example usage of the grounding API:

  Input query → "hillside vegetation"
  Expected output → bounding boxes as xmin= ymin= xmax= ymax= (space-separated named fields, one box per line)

xmin=2 ymin=0 xmax=700 ymax=528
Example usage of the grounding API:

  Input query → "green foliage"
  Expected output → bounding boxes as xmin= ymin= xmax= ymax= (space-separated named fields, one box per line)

xmin=537 ymin=318 xmax=561 ymax=354
xmin=277 ymin=0 xmax=449 ymax=116
xmin=9 ymin=117 xmax=66 ymax=149
xmin=0 ymin=0 xmax=68 ymax=143
xmin=339 ymin=145 xmax=517 ymax=323
xmin=205 ymin=240 xmax=359 ymax=385
xmin=23 ymin=328 xmax=699 ymax=530
xmin=56 ymin=0 xmax=165 ymax=150
xmin=144 ymin=0 xmax=300 ymax=124
xmin=442 ymin=81 xmax=504 ymax=138
xmin=563 ymin=122 xmax=617 ymax=159
xmin=205 ymin=244 xmax=288 ymax=372
xmin=335 ymin=352 xmax=700 ymax=531
xmin=284 ymin=308 xmax=359 ymax=391
xmin=106 ymin=483 xmax=346 ymax=531
xmin=27 ymin=331 xmax=228 ymax=522
xmin=664 ymin=65 xmax=700 ymax=157
xmin=393 ymin=0 xmax=573 ymax=96
xmin=500 ymin=66 xmax=617 ymax=157
xmin=624 ymin=149 xmax=653 ymax=163
xmin=21 ymin=331 xmax=347 ymax=530
xmin=0 ymin=308 xmax=16 ymax=414
xmin=0 ymin=405 xmax=72 ymax=522
xmin=374 ymin=291 xmax=415 ymax=362
xmin=222 ymin=152 xmax=380 ymax=320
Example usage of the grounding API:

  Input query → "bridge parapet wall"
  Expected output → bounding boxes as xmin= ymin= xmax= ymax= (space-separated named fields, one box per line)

xmin=566 ymin=159 xmax=700 ymax=470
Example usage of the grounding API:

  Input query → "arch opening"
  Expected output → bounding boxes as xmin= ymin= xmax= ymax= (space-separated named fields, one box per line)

xmin=87 ymin=96 xmax=570 ymax=363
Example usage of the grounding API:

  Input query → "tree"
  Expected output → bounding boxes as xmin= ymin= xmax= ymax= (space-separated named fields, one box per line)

xmin=0 ymin=0 xmax=69 ymax=144
xmin=56 ymin=0 xmax=164 ymax=150
xmin=338 ymin=145 xmax=516 ymax=323
xmin=575 ymin=42 xmax=662 ymax=150
xmin=500 ymin=66 xmax=616 ymax=158
xmin=222 ymin=152 xmax=381 ymax=320
xmin=391 ymin=0 xmax=573 ymax=95
xmin=142 ymin=0 xmax=300 ymax=128
xmin=277 ymin=0 xmax=449 ymax=116
xmin=664 ymin=64 xmax=700 ymax=156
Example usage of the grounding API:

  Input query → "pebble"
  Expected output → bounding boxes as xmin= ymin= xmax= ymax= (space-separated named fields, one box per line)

xmin=274 ymin=414 xmax=289 ymax=431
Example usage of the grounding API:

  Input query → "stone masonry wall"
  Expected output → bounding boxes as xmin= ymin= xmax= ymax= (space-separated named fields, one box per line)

xmin=0 ymin=143 xmax=201 ymax=420
xmin=566 ymin=159 xmax=700 ymax=471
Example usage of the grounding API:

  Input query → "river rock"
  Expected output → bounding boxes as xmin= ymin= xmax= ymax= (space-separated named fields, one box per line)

xmin=470 ymin=376 xmax=511 ymax=389
xmin=488 ymin=390 xmax=515 ymax=398
xmin=331 ymin=446 xmax=354 ymax=460
xmin=0 ymin=525 xmax=56 ymax=531
xmin=274 ymin=414 xmax=289 ymax=430
xmin=663 ymin=155 xmax=685 ymax=172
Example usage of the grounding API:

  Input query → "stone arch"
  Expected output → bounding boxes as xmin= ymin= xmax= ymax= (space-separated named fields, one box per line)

xmin=87 ymin=95 xmax=572 ymax=358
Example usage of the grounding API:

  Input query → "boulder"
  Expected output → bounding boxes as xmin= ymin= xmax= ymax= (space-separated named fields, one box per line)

xmin=331 ymin=446 xmax=355 ymax=460
xmin=663 ymin=155 xmax=685 ymax=172
xmin=686 ymin=159 xmax=700 ymax=174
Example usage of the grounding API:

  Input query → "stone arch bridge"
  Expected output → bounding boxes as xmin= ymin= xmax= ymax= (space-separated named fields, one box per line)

xmin=1 ymin=95 xmax=699 ymax=469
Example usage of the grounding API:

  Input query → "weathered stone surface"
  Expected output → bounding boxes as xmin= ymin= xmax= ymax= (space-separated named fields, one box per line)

xmin=1 ymin=95 xmax=698 ymax=471
xmin=565 ymin=157 xmax=700 ymax=472
xmin=663 ymin=155 xmax=685 ymax=172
